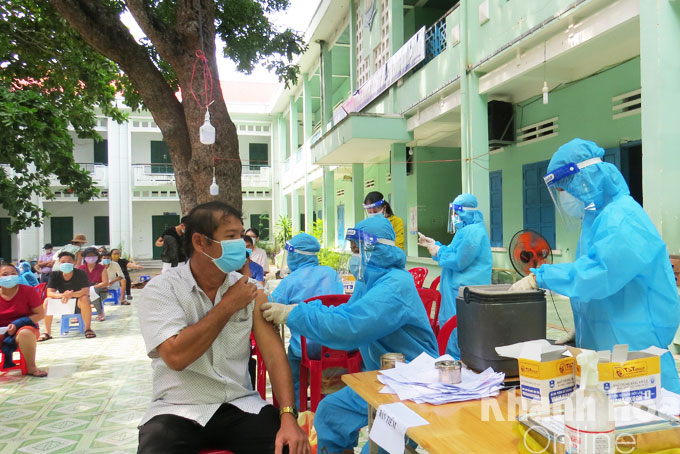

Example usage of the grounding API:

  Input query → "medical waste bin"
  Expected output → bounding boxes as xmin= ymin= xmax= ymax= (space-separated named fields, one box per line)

xmin=455 ymin=284 xmax=546 ymax=376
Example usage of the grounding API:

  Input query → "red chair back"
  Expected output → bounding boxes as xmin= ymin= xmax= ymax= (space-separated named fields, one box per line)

xmin=417 ymin=288 xmax=441 ymax=336
xmin=34 ymin=282 xmax=47 ymax=302
xmin=429 ymin=275 xmax=440 ymax=291
xmin=408 ymin=267 xmax=428 ymax=288
xmin=437 ymin=316 xmax=458 ymax=355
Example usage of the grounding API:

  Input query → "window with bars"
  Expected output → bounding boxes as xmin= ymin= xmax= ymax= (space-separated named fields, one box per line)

xmin=356 ymin=2 xmax=369 ymax=87
xmin=373 ymin=0 xmax=391 ymax=72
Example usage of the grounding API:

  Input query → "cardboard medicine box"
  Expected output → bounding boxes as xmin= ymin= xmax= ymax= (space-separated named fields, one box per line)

xmin=571 ymin=345 xmax=663 ymax=404
xmin=496 ymin=340 xmax=576 ymax=408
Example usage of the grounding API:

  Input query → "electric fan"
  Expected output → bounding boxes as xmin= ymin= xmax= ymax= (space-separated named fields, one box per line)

xmin=508 ymin=230 xmax=553 ymax=277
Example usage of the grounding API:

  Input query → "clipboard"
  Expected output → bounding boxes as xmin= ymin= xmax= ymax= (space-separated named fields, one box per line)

xmin=45 ymin=298 xmax=77 ymax=316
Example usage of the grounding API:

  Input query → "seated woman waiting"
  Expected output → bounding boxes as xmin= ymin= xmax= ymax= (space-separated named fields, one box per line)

xmin=0 ymin=262 xmax=47 ymax=376
xmin=78 ymin=248 xmax=109 ymax=321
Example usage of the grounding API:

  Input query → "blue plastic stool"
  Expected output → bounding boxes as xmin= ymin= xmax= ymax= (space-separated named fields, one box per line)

xmin=140 ymin=275 xmax=151 ymax=282
xmin=60 ymin=314 xmax=84 ymax=336
xmin=103 ymin=288 xmax=120 ymax=305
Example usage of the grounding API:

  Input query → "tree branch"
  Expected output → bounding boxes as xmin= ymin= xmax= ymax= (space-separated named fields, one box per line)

xmin=47 ymin=0 xmax=191 ymax=166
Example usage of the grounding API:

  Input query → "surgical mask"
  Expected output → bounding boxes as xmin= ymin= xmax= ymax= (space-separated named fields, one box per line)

xmin=366 ymin=211 xmax=382 ymax=218
xmin=348 ymin=254 xmax=361 ymax=278
xmin=102 ymin=259 xmax=111 ymax=265
xmin=558 ymin=191 xmax=585 ymax=219
xmin=59 ymin=263 xmax=74 ymax=273
xmin=45 ymin=249 xmax=53 ymax=254
xmin=84 ymin=256 xmax=98 ymax=264
xmin=0 ymin=275 xmax=20 ymax=288
xmin=202 ymin=237 xmax=247 ymax=273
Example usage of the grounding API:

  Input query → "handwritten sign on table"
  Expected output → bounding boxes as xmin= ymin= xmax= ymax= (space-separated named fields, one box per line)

xmin=369 ymin=402 xmax=429 ymax=454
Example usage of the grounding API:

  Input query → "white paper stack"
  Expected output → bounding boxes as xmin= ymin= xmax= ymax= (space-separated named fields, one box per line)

xmin=377 ymin=353 xmax=505 ymax=405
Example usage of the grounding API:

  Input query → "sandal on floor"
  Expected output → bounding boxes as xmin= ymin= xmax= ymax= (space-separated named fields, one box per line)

xmin=96 ymin=314 xmax=105 ymax=321
xmin=37 ymin=333 xmax=52 ymax=342
xmin=27 ymin=369 xmax=48 ymax=377
xmin=120 ymin=300 xmax=130 ymax=305
xmin=85 ymin=329 xmax=97 ymax=338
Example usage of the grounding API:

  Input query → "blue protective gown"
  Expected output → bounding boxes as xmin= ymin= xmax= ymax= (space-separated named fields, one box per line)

xmin=533 ymin=139 xmax=680 ymax=393
xmin=433 ymin=193 xmax=492 ymax=358
xmin=18 ymin=263 xmax=39 ymax=287
xmin=272 ymin=232 xmax=344 ymax=405
xmin=287 ymin=217 xmax=438 ymax=454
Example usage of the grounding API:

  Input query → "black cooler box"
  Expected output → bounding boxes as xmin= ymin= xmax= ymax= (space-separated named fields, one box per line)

xmin=455 ymin=284 xmax=546 ymax=377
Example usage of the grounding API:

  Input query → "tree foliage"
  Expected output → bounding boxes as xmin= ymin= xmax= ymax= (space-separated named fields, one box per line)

xmin=0 ymin=0 xmax=306 ymax=232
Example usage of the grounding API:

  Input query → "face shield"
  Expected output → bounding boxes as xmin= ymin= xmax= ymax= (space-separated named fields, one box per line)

xmin=281 ymin=241 xmax=317 ymax=276
xmin=363 ymin=199 xmax=385 ymax=218
xmin=344 ymin=228 xmax=395 ymax=281
xmin=447 ymin=203 xmax=478 ymax=234
xmin=543 ymin=157 xmax=601 ymax=228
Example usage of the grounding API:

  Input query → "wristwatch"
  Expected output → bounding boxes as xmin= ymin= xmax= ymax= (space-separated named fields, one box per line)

xmin=279 ymin=406 xmax=299 ymax=419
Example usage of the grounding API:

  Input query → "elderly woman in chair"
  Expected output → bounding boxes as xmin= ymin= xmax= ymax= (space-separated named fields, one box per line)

xmin=0 ymin=262 xmax=47 ymax=376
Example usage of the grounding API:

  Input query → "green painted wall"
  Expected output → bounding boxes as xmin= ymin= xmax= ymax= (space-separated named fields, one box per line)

xmin=466 ymin=0 xmax=582 ymax=65
xmin=489 ymin=57 xmax=642 ymax=270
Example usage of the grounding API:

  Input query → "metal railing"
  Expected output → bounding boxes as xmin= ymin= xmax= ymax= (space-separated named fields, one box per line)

xmin=424 ymin=16 xmax=448 ymax=65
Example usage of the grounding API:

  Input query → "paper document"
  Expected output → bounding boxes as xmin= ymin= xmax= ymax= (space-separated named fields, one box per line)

xmin=0 ymin=326 xmax=8 ymax=335
xmin=369 ymin=402 xmax=428 ymax=454
xmin=377 ymin=352 xmax=505 ymax=405
xmin=89 ymin=286 xmax=99 ymax=301
xmin=45 ymin=298 xmax=77 ymax=316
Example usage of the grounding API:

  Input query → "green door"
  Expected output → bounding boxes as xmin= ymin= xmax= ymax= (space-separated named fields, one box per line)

xmin=94 ymin=139 xmax=108 ymax=165
xmin=152 ymin=214 xmax=180 ymax=259
xmin=0 ymin=218 xmax=11 ymax=261
xmin=94 ymin=216 xmax=110 ymax=246
xmin=150 ymin=141 xmax=173 ymax=174
xmin=50 ymin=217 xmax=74 ymax=247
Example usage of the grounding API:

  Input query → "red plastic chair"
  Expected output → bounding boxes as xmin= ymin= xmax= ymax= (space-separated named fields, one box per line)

xmin=408 ymin=267 xmax=428 ymax=288
xmin=437 ymin=316 xmax=458 ymax=355
xmin=251 ymin=334 xmax=279 ymax=408
xmin=429 ymin=275 xmax=441 ymax=291
xmin=417 ymin=288 xmax=442 ymax=336
xmin=0 ymin=349 xmax=28 ymax=375
xmin=34 ymin=282 xmax=47 ymax=302
xmin=299 ymin=294 xmax=362 ymax=412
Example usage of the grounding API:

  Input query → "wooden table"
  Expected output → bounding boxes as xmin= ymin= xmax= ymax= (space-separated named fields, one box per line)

xmin=342 ymin=371 xmax=520 ymax=454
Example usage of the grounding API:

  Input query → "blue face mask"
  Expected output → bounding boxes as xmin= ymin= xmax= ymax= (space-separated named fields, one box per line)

xmin=59 ymin=263 xmax=74 ymax=274
xmin=348 ymin=254 xmax=361 ymax=278
xmin=0 ymin=275 xmax=20 ymax=288
xmin=102 ymin=259 xmax=111 ymax=265
xmin=203 ymin=237 xmax=247 ymax=273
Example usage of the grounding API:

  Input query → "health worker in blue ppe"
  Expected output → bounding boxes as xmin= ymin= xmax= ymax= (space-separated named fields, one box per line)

xmin=511 ymin=138 xmax=680 ymax=393
xmin=417 ymin=193 xmax=492 ymax=359
xmin=18 ymin=262 xmax=39 ymax=287
xmin=269 ymin=232 xmax=344 ymax=406
xmin=262 ymin=216 xmax=438 ymax=454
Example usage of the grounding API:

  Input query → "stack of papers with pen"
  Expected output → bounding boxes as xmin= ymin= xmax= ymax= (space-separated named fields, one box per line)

xmin=377 ymin=352 xmax=505 ymax=405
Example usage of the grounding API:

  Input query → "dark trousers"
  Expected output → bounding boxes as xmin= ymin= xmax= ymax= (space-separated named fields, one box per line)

xmin=138 ymin=403 xmax=286 ymax=454
xmin=125 ymin=275 xmax=132 ymax=296
xmin=40 ymin=272 xmax=50 ymax=284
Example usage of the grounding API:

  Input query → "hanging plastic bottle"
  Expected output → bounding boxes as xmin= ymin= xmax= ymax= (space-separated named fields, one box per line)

xmin=200 ymin=108 xmax=215 ymax=145
xmin=564 ymin=350 xmax=615 ymax=454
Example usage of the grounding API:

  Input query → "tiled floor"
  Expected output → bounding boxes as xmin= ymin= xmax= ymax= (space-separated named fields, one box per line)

xmin=0 ymin=293 xmax=149 ymax=454
xmin=1 ymin=288 xmax=678 ymax=454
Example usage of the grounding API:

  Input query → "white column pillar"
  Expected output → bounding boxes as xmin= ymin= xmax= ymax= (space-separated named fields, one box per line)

xmin=107 ymin=118 xmax=132 ymax=252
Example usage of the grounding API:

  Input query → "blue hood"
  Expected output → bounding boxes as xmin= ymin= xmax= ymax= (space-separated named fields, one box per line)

xmin=352 ymin=216 xmax=406 ymax=284
xmin=452 ymin=193 xmax=484 ymax=227
xmin=287 ymin=232 xmax=320 ymax=272
xmin=547 ymin=138 xmax=629 ymax=212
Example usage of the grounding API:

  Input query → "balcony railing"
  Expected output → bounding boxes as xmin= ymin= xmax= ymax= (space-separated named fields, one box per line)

xmin=423 ymin=15 xmax=448 ymax=65
xmin=132 ymin=164 xmax=176 ymax=187
xmin=48 ymin=163 xmax=108 ymax=187
xmin=131 ymin=164 xmax=271 ymax=189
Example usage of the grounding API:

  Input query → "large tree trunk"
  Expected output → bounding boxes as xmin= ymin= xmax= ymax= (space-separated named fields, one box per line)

xmin=48 ymin=0 xmax=242 ymax=214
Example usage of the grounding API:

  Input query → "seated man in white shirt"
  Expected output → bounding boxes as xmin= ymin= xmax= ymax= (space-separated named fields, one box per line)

xmin=137 ymin=201 xmax=309 ymax=454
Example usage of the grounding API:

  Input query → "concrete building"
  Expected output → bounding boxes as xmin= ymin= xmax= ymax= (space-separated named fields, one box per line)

xmin=3 ymin=0 xmax=679 ymax=274
xmin=0 ymin=81 xmax=278 ymax=261
xmin=269 ymin=0 xmax=680 ymax=274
